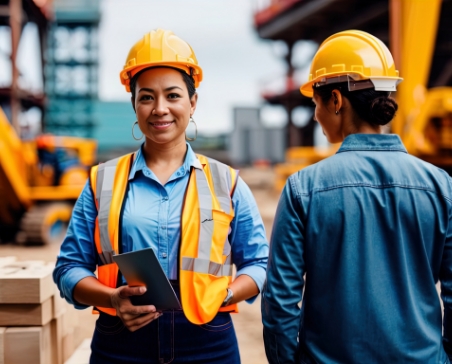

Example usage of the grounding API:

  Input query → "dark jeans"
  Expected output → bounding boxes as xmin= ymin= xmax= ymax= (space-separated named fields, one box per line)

xmin=90 ymin=309 xmax=240 ymax=363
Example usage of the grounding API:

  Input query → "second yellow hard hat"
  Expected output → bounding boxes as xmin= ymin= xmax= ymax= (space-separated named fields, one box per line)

xmin=120 ymin=29 xmax=203 ymax=92
xmin=300 ymin=30 xmax=402 ymax=97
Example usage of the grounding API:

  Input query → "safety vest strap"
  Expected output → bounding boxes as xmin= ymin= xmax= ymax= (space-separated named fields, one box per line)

xmin=194 ymin=167 xmax=214 ymax=261
xmin=96 ymin=157 xmax=121 ymax=265
xmin=182 ymin=156 xmax=237 ymax=277
xmin=180 ymin=156 xmax=238 ymax=324
xmin=91 ymin=154 xmax=134 ymax=267
xmin=207 ymin=157 xmax=233 ymax=214
xmin=207 ymin=157 xmax=237 ymax=259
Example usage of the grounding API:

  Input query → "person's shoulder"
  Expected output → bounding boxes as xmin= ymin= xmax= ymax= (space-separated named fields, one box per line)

xmin=104 ymin=151 xmax=137 ymax=164
xmin=406 ymin=153 xmax=447 ymax=174
xmin=92 ymin=151 xmax=137 ymax=173
xmin=287 ymin=153 xmax=344 ymax=195
xmin=197 ymin=154 xmax=232 ymax=169
xmin=403 ymin=153 xmax=452 ymax=194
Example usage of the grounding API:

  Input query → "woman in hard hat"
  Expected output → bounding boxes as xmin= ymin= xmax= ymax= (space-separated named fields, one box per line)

xmin=54 ymin=29 xmax=268 ymax=363
xmin=262 ymin=30 xmax=452 ymax=363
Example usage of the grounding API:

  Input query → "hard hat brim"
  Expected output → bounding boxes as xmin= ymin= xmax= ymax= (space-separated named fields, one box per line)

xmin=300 ymin=74 xmax=403 ymax=98
xmin=120 ymin=62 xmax=203 ymax=92
xmin=300 ymin=82 xmax=314 ymax=98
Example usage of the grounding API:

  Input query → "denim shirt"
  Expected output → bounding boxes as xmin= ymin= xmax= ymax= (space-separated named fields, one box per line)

xmin=262 ymin=134 xmax=452 ymax=364
xmin=54 ymin=143 xmax=268 ymax=309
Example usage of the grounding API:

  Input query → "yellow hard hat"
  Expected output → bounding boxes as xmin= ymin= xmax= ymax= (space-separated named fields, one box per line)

xmin=300 ymin=30 xmax=402 ymax=97
xmin=120 ymin=29 xmax=203 ymax=92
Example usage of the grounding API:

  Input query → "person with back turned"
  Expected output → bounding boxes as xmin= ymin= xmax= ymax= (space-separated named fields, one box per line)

xmin=53 ymin=29 xmax=268 ymax=364
xmin=262 ymin=30 xmax=452 ymax=363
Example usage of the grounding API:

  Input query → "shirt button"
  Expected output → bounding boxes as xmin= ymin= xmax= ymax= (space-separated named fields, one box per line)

xmin=176 ymin=172 xmax=181 ymax=176
xmin=162 ymin=253 xmax=167 ymax=258
xmin=162 ymin=196 xmax=169 ymax=201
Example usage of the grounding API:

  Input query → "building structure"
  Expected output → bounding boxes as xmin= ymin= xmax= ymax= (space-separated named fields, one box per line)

xmin=254 ymin=0 xmax=452 ymax=152
xmin=45 ymin=0 xmax=100 ymax=137
xmin=254 ymin=0 xmax=452 ymax=193
xmin=229 ymin=107 xmax=285 ymax=166
xmin=0 ymin=0 xmax=51 ymax=136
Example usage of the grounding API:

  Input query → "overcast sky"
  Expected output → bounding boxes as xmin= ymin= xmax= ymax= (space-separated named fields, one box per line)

xmin=98 ymin=0 xmax=287 ymax=134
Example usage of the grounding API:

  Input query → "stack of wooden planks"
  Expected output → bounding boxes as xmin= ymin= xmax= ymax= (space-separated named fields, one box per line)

xmin=0 ymin=257 xmax=85 ymax=364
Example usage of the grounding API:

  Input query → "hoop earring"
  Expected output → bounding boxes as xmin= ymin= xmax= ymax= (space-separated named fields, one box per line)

xmin=185 ymin=117 xmax=198 ymax=141
xmin=132 ymin=121 xmax=144 ymax=140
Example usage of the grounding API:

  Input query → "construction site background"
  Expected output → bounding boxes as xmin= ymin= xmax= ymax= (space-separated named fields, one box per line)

xmin=2 ymin=0 xmax=452 ymax=362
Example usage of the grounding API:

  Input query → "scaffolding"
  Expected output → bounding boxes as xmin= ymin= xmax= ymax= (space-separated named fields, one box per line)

xmin=0 ymin=0 xmax=51 ymax=137
xmin=45 ymin=0 xmax=100 ymax=137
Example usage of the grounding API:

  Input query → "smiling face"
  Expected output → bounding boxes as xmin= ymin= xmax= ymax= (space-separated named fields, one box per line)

xmin=133 ymin=67 xmax=197 ymax=147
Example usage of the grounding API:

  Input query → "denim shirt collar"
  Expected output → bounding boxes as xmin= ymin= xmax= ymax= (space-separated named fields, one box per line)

xmin=337 ymin=133 xmax=407 ymax=154
xmin=128 ymin=142 xmax=202 ymax=180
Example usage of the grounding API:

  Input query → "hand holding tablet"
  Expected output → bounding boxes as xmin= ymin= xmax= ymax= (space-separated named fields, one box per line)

xmin=112 ymin=247 xmax=181 ymax=310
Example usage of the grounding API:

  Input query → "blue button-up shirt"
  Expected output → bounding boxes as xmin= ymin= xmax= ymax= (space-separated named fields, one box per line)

xmin=262 ymin=134 xmax=452 ymax=364
xmin=54 ymin=144 xmax=268 ymax=309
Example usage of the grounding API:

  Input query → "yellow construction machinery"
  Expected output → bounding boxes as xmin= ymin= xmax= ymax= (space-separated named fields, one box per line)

xmin=391 ymin=0 xmax=452 ymax=168
xmin=0 ymin=107 xmax=96 ymax=244
xmin=255 ymin=0 xmax=452 ymax=191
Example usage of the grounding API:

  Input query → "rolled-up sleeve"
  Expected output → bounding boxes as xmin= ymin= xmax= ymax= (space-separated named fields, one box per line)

xmin=262 ymin=176 xmax=306 ymax=364
xmin=229 ymin=177 xmax=269 ymax=303
xmin=53 ymin=181 xmax=98 ymax=309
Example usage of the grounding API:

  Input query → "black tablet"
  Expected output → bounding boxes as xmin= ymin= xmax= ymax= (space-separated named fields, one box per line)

xmin=112 ymin=247 xmax=181 ymax=310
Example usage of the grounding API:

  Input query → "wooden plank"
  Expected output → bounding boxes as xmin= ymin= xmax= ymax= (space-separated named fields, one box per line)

xmin=52 ymin=284 xmax=67 ymax=319
xmin=65 ymin=338 xmax=91 ymax=364
xmin=0 ymin=262 xmax=54 ymax=303
xmin=42 ymin=321 xmax=52 ymax=364
xmin=62 ymin=305 xmax=79 ymax=336
xmin=4 ymin=324 xmax=51 ymax=364
xmin=73 ymin=325 xmax=84 ymax=355
xmin=50 ymin=314 xmax=64 ymax=364
xmin=0 ymin=257 xmax=16 ymax=267
xmin=0 ymin=260 xmax=45 ymax=268
xmin=62 ymin=328 xmax=74 ymax=363
xmin=0 ymin=297 xmax=52 ymax=326
xmin=0 ymin=327 xmax=5 ymax=364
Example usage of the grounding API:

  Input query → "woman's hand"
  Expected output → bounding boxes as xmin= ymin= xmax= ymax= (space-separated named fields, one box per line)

xmin=111 ymin=286 xmax=162 ymax=332
xmin=73 ymin=277 xmax=162 ymax=331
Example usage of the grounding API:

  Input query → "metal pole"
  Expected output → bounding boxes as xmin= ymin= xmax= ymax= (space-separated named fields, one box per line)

xmin=389 ymin=0 xmax=402 ymax=71
xmin=10 ymin=0 xmax=22 ymax=135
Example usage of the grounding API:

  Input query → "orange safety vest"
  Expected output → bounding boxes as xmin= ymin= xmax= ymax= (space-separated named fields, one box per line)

xmin=89 ymin=153 xmax=239 ymax=324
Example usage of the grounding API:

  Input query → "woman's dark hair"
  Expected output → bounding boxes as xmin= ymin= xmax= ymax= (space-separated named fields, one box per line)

xmin=313 ymin=82 xmax=398 ymax=126
xmin=130 ymin=66 xmax=196 ymax=100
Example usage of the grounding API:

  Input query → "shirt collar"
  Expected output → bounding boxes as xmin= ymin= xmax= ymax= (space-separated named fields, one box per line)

xmin=337 ymin=134 xmax=407 ymax=154
xmin=128 ymin=142 xmax=203 ymax=180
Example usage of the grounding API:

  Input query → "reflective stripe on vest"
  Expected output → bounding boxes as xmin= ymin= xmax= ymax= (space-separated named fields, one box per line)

xmin=96 ymin=157 xmax=121 ymax=266
xmin=90 ymin=153 xmax=239 ymax=323
xmin=180 ymin=162 xmax=232 ymax=277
